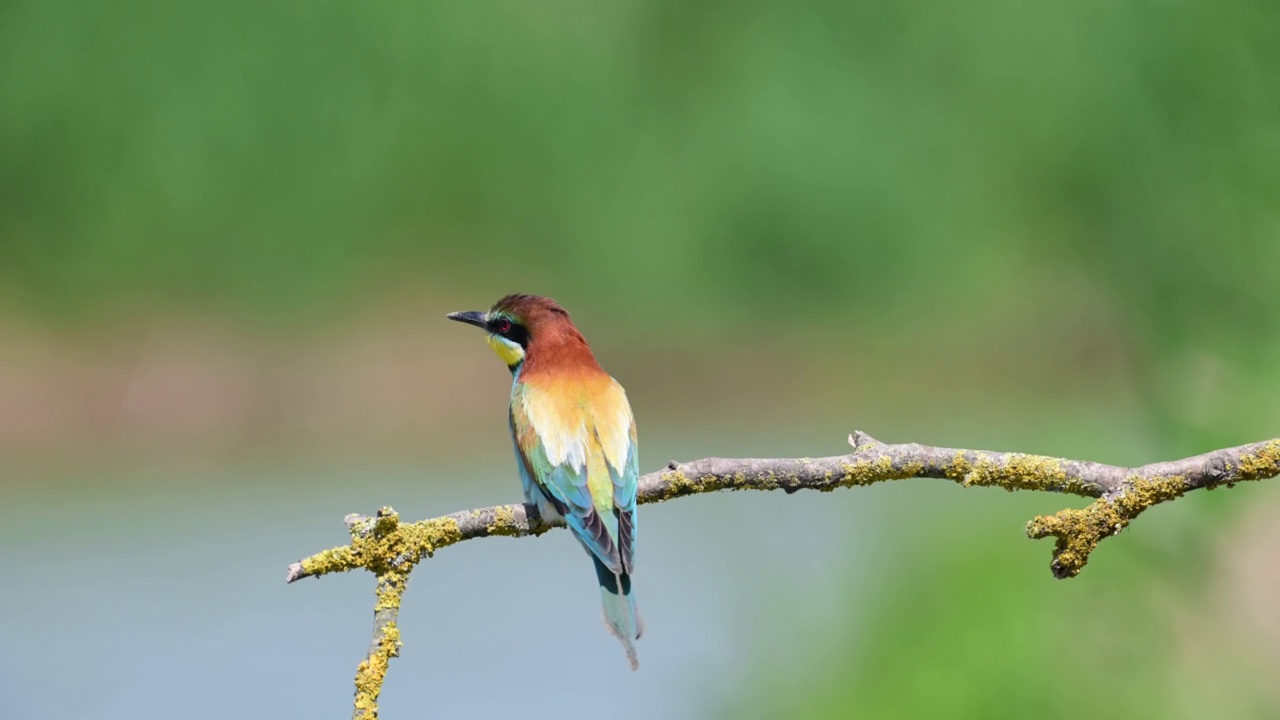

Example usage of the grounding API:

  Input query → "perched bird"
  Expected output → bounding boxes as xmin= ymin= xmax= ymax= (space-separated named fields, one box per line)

xmin=448 ymin=294 xmax=643 ymax=670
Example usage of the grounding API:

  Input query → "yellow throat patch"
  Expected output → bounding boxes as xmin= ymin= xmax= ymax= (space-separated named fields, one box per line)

xmin=486 ymin=332 xmax=525 ymax=367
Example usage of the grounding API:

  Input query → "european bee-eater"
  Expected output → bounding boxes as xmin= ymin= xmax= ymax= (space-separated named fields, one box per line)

xmin=448 ymin=294 xmax=643 ymax=670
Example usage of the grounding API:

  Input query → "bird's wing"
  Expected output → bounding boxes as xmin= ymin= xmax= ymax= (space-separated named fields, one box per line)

xmin=593 ymin=378 xmax=638 ymax=574
xmin=512 ymin=381 xmax=623 ymax=575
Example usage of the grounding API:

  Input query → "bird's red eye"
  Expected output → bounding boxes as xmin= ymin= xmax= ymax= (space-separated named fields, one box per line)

xmin=493 ymin=318 xmax=512 ymax=334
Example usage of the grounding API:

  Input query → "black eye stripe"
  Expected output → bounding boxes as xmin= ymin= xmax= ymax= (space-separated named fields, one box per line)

xmin=488 ymin=317 xmax=529 ymax=348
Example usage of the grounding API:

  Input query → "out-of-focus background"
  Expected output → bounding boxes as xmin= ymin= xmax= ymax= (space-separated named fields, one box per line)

xmin=2 ymin=1 xmax=1279 ymax=718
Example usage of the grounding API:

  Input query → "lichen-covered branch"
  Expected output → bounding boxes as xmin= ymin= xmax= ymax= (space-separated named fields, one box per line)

xmin=285 ymin=431 xmax=1280 ymax=717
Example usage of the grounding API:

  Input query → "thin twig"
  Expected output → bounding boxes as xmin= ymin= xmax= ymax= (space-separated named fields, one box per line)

xmin=285 ymin=431 xmax=1280 ymax=718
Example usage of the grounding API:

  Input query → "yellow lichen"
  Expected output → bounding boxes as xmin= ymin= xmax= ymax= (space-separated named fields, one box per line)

xmin=946 ymin=453 xmax=971 ymax=481
xmin=487 ymin=505 xmax=523 ymax=537
xmin=374 ymin=574 xmax=407 ymax=612
xmin=300 ymin=545 xmax=361 ymax=577
xmin=1234 ymin=440 xmax=1280 ymax=481
xmin=900 ymin=461 xmax=926 ymax=478
xmin=655 ymin=469 xmax=699 ymax=501
xmin=353 ymin=619 xmax=402 ymax=720
xmin=837 ymin=455 xmax=896 ymax=487
xmin=1026 ymin=475 xmax=1188 ymax=578
xmin=398 ymin=517 xmax=463 ymax=558
xmin=308 ymin=508 xmax=454 ymax=719
xmin=837 ymin=459 xmax=872 ymax=486
xmin=945 ymin=451 xmax=1095 ymax=496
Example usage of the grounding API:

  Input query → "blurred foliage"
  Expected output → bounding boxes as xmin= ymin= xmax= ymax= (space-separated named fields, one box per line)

xmin=2 ymin=0 xmax=1278 ymax=717
xmin=5 ymin=0 xmax=1275 ymax=444
xmin=2 ymin=0 xmax=1277 ymax=335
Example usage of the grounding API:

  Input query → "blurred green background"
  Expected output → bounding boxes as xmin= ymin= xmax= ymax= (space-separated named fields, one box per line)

xmin=2 ymin=1 xmax=1279 ymax=718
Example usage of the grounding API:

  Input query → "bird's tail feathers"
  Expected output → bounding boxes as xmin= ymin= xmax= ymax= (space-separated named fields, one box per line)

xmin=593 ymin=556 xmax=641 ymax=671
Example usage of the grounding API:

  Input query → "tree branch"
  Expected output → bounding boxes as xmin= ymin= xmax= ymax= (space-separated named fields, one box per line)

xmin=285 ymin=431 xmax=1280 ymax=718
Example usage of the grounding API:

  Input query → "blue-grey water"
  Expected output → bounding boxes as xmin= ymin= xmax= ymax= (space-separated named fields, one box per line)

xmin=0 ymin=434 xmax=878 ymax=719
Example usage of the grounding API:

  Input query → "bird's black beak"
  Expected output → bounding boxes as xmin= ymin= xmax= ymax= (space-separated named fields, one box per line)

xmin=447 ymin=311 xmax=488 ymax=330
